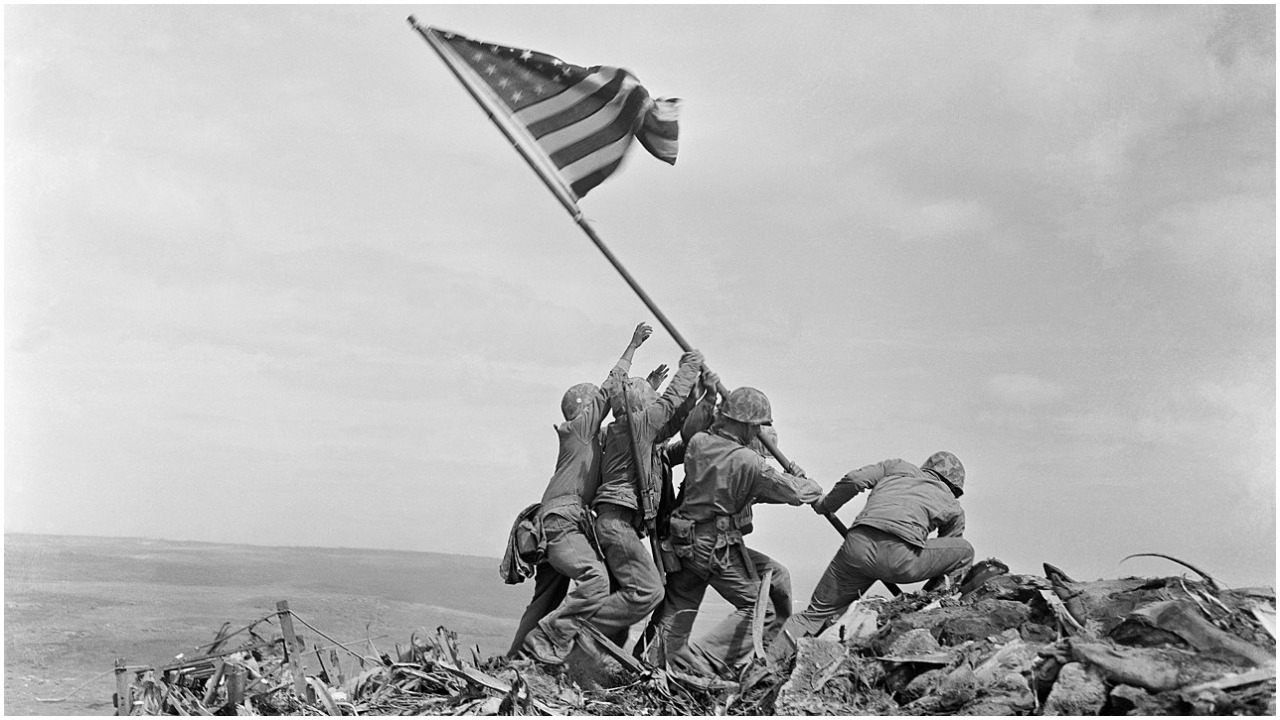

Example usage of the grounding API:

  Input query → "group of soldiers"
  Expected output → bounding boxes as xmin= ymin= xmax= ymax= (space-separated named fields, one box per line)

xmin=499 ymin=323 xmax=976 ymax=678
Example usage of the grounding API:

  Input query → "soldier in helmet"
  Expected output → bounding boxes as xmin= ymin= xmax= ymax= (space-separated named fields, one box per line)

xmin=584 ymin=345 xmax=712 ymax=646
xmin=512 ymin=322 xmax=659 ymax=663
xmin=651 ymin=387 xmax=823 ymax=677
xmin=766 ymin=451 xmax=974 ymax=663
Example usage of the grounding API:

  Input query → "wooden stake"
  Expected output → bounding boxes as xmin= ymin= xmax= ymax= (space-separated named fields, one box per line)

xmin=114 ymin=658 xmax=132 ymax=716
xmin=225 ymin=667 xmax=247 ymax=710
xmin=276 ymin=600 xmax=310 ymax=700
xmin=328 ymin=649 xmax=345 ymax=686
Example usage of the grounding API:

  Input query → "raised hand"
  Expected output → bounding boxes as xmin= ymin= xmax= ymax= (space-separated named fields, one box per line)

xmin=630 ymin=322 xmax=653 ymax=349
xmin=646 ymin=363 xmax=670 ymax=390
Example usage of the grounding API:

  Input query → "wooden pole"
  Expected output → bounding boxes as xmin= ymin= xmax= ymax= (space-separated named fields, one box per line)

xmin=225 ymin=667 xmax=247 ymax=710
xmin=113 ymin=658 xmax=132 ymax=716
xmin=276 ymin=601 xmax=310 ymax=699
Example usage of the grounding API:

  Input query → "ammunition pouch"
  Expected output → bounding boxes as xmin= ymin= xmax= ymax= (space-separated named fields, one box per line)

xmin=665 ymin=516 xmax=698 ymax=559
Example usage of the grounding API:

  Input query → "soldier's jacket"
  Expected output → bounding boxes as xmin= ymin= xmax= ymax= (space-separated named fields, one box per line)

xmin=592 ymin=361 xmax=701 ymax=521
xmin=814 ymin=458 xmax=965 ymax=547
xmin=664 ymin=427 xmax=821 ymax=575
xmin=673 ymin=429 xmax=822 ymax=532
xmin=539 ymin=357 xmax=632 ymax=514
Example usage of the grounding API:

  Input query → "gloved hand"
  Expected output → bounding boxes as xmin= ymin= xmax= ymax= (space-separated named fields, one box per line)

xmin=678 ymin=349 xmax=705 ymax=368
xmin=700 ymin=368 xmax=720 ymax=395
xmin=810 ymin=494 xmax=828 ymax=514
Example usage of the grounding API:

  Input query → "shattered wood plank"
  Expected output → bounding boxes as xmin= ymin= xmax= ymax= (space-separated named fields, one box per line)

xmin=434 ymin=660 xmax=562 ymax=715
xmin=577 ymin=622 xmax=646 ymax=675
xmin=161 ymin=640 xmax=283 ymax=672
xmin=200 ymin=660 xmax=226 ymax=706
xmin=276 ymin=600 xmax=311 ymax=700
xmin=1182 ymin=667 xmax=1278 ymax=693
xmin=752 ymin=567 xmax=774 ymax=665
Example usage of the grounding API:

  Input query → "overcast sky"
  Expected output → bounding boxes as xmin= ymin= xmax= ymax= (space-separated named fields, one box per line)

xmin=6 ymin=5 xmax=1275 ymax=597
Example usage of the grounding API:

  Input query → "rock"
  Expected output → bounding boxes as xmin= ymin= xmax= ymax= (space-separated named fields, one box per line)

xmin=874 ymin=599 xmax=1031 ymax=653
xmin=817 ymin=600 xmax=878 ymax=644
xmin=904 ymin=664 xmax=978 ymax=714
xmin=1115 ymin=600 xmax=1276 ymax=666
xmin=776 ymin=638 xmax=897 ymax=715
xmin=900 ymin=667 xmax=947 ymax=702
xmin=1070 ymin=639 xmax=1237 ymax=693
xmin=1042 ymin=662 xmax=1106 ymax=715
xmin=775 ymin=637 xmax=846 ymax=714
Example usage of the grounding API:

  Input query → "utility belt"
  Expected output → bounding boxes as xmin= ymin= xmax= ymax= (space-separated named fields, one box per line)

xmin=661 ymin=510 xmax=757 ymax=581
xmin=533 ymin=496 xmax=605 ymax=561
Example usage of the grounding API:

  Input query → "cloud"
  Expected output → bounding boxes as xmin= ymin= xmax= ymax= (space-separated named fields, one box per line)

xmin=988 ymin=374 xmax=1067 ymax=406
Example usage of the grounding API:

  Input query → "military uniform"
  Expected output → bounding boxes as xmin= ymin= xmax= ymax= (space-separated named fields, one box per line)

xmin=508 ymin=358 xmax=631 ymax=659
xmin=768 ymin=456 xmax=973 ymax=662
xmin=654 ymin=427 xmax=822 ymax=676
xmin=587 ymin=357 xmax=702 ymax=641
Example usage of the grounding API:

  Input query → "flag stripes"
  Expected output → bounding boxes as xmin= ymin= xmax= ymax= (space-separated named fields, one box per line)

xmin=423 ymin=26 xmax=679 ymax=200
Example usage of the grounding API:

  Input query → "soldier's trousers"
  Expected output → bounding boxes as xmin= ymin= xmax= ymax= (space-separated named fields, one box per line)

xmin=525 ymin=506 xmax=611 ymax=651
xmin=589 ymin=504 xmax=664 ymax=644
xmin=769 ymin=525 xmax=973 ymax=661
xmin=655 ymin=544 xmax=791 ymax=677
xmin=507 ymin=563 xmax=569 ymax=657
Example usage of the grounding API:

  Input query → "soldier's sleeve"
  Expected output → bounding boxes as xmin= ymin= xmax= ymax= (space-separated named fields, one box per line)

xmin=642 ymin=360 xmax=700 ymax=437
xmin=936 ymin=504 xmax=966 ymax=538
xmin=813 ymin=459 xmax=893 ymax=514
xmin=752 ymin=457 xmax=824 ymax=506
xmin=600 ymin=358 xmax=632 ymax=409
xmin=680 ymin=394 xmax=717 ymax=444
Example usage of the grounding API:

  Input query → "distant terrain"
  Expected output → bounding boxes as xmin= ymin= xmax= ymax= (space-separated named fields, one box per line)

xmin=3 ymin=534 xmax=534 ymax=716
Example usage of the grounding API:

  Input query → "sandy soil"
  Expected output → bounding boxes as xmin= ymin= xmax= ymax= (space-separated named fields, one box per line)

xmin=4 ymin=534 xmax=530 ymax=716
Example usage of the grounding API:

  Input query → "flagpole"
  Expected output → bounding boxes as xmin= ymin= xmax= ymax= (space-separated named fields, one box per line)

xmin=408 ymin=18 xmax=806 ymax=476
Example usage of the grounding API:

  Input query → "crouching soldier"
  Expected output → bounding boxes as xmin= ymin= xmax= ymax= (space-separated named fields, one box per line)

xmin=766 ymin=451 xmax=974 ymax=664
xmin=512 ymin=323 xmax=654 ymax=664
xmin=587 ymin=348 xmax=708 ymax=646
xmin=653 ymin=387 xmax=823 ymax=678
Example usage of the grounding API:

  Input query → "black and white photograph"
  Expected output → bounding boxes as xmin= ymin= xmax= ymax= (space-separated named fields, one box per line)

xmin=5 ymin=4 xmax=1276 ymax=716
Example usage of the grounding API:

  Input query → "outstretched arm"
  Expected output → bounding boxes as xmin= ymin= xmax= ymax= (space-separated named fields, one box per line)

xmin=811 ymin=460 xmax=892 ymax=515
xmin=620 ymin=322 xmax=652 ymax=366
xmin=603 ymin=322 xmax=653 ymax=393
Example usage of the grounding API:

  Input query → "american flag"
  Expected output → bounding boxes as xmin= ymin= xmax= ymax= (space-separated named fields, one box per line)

xmin=425 ymin=27 xmax=680 ymax=199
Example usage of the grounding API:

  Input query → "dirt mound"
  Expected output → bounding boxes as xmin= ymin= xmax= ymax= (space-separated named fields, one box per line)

xmin=111 ymin=562 xmax=1275 ymax=715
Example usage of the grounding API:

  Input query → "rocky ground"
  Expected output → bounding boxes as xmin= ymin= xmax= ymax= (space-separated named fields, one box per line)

xmin=113 ymin=557 xmax=1276 ymax=715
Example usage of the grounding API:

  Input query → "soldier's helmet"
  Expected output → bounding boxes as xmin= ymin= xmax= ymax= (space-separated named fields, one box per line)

xmin=721 ymin=387 xmax=773 ymax=425
xmin=561 ymin=383 xmax=600 ymax=421
xmin=609 ymin=377 xmax=659 ymax=416
xmin=922 ymin=451 xmax=965 ymax=496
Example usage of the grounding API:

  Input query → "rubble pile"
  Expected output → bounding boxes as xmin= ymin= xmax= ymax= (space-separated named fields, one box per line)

xmin=771 ymin=560 xmax=1276 ymax=716
xmin=113 ymin=560 xmax=1275 ymax=716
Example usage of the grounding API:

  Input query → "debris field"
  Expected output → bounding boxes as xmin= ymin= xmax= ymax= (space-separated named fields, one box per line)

xmin=111 ymin=560 xmax=1275 ymax=715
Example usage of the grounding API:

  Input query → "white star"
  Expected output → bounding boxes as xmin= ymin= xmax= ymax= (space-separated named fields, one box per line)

xmin=497 ymin=77 xmax=510 ymax=88
xmin=520 ymin=50 xmax=532 ymax=61
xmin=472 ymin=52 xmax=483 ymax=63
xmin=533 ymin=84 xmax=546 ymax=95
xmin=551 ymin=58 xmax=562 ymax=66
xmin=511 ymin=91 xmax=523 ymax=102
xmin=485 ymin=64 xmax=497 ymax=76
